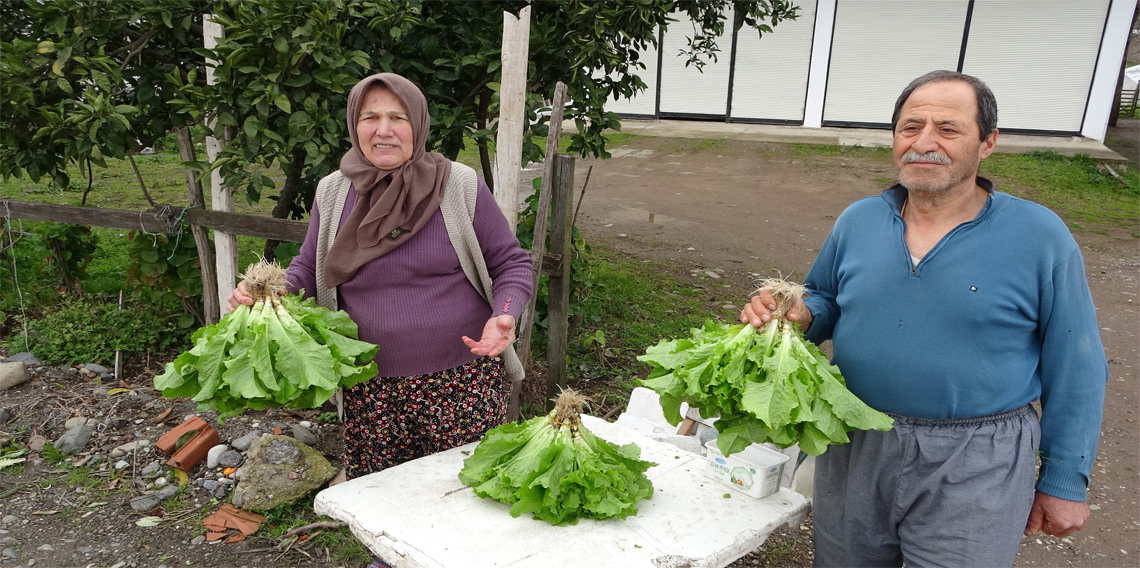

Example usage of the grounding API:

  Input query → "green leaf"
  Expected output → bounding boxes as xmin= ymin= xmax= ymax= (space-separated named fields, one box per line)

xmin=274 ymin=94 xmax=291 ymax=113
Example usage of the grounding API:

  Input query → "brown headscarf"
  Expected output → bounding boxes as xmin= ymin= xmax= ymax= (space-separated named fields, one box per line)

xmin=323 ymin=73 xmax=452 ymax=287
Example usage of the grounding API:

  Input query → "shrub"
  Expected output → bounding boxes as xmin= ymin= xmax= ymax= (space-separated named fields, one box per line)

xmin=4 ymin=295 xmax=186 ymax=366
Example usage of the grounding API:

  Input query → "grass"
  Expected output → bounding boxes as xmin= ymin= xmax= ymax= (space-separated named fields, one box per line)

xmin=789 ymin=143 xmax=892 ymax=159
xmin=259 ymin=500 xmax=372 ymax=565
xmin=980 ymin=151 xmax=1139 ymax=230
xmin=658 ymin=137 xmax=729 ymax=155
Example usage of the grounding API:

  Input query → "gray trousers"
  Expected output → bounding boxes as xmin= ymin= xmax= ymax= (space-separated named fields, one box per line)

xmin=813 ymin=405 xmax=1040 ymax=568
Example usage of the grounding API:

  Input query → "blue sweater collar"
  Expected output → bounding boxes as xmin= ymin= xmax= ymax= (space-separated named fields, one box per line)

xmin=882 ymin=176 xmax=1007 ymax=220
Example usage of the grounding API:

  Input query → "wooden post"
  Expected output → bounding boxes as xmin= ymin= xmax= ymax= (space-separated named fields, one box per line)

xmin=175 ymin=126 xmax=219 ymax=325
xmin=544 ymin=154 xmax=574 ymax=408
xmin=516 ymin=82 xmax=568 ymax=365
xmin=493 ymin=6 xmax=531 ymax=232
xmin=204 ymin=14 xmax=238 ymax=316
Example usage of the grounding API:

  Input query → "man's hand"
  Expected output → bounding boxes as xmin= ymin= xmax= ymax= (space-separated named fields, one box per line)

xmin=740 ymin=288 xmax=812 ymax=330
xmin=1024 ymin=491 xmax=1090 ymax=538
xmin=462 ymin=315 xmax=517 ymax=357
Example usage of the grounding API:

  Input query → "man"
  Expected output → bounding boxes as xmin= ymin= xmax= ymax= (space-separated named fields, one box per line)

xmin=742 ymin=70 xmax=1107 ymax=567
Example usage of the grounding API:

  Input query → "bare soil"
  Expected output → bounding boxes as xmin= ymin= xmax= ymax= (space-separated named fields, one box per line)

xmin=0 ymin=127 xmax=1136 ymax=568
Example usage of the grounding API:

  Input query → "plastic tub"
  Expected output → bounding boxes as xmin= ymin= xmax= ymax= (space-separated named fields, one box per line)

xmin=704 ymin=440 xmax=789 ymax=499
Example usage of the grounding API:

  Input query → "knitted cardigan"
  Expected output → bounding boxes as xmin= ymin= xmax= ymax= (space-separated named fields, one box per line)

xmin=311 ymin=162 xmax=526 ymax=419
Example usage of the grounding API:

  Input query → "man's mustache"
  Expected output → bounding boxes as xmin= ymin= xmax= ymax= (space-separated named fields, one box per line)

xmin=901 ymin=151 xmax=951 ymax=164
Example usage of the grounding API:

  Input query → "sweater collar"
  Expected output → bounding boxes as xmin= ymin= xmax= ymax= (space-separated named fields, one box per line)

xmin=882 ymin=176 xmax=997 ymax=215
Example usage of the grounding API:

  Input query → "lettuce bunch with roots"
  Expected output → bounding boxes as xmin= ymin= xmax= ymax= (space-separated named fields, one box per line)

xmin=638 ymin=278 xmax=893 ymax=457
xmin=458 ymin=389 xmax=655 ymax=526
xmin=155 ymin=260 xmax=378 ymax=419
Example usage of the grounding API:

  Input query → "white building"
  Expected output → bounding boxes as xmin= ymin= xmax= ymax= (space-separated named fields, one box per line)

xmin=606 ymin=0 xmax=1138 ymax=142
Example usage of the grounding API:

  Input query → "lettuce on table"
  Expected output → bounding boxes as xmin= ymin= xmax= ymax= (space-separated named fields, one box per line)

xmin=637 ymin=280 xmax=893 ymax=457
xmin=459 ymin=390 xmax=655 ymax=526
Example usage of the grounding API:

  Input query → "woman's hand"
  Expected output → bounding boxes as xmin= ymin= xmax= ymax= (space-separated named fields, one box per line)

xmin=740 ymin=289 xmax=812 ymax=331
xmin=463 ymin=315 xmax=517 ymax=357
xmin=226 ymin=281 xmax=255 ymax=312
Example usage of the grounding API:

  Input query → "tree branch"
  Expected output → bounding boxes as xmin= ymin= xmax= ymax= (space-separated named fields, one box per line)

xmin=119 ymin=29 xmax=161 ymax=71
xmin=128 ymin=153 xmax=157 ymax=208
xmin=280 ymin=521 xmax=346 ymax=539
xmin=109 ymin=28 xmax=161 ymax=57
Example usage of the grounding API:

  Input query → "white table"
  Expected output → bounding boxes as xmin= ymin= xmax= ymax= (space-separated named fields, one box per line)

xmin=314 ymin=415 xmax=811 ymax=568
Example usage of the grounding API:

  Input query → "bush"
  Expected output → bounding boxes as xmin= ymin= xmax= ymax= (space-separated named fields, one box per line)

xmin=4 ymin=295 xmax=187 ymax=366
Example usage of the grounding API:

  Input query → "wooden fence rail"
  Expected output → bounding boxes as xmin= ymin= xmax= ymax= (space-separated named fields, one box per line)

xmin=1 ymin=199 xmax=309 ymax=242
xmin=1 ymin=198 xmax=564 ymax=272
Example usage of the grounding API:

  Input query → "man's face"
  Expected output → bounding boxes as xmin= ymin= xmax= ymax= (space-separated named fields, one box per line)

xmin=892 ymin=80 xmax=997 ymax=198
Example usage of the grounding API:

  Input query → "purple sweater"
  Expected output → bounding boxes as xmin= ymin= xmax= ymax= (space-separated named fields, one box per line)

xmin=285 ymin=178 xmax=533 ymax=378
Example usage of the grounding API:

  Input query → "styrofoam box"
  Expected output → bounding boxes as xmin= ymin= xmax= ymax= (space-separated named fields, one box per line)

xmin=704 ymin=440 xmax=789 ymax=499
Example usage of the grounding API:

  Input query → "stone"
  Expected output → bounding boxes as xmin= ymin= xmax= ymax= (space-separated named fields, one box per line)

xmin=114 ymin=460 xmax=130 ymax=470
xmin=36 ymin=544 xmax=53 ymax=551
xmin=201 ymin=480 xmax=219 ymax=492
xmin=213 ymin=486 xmax=227 ymax=499
xmin=298 ymin=421 xmax=312 ymax=429
xmin=55 ymin=425 xmax=94 ymax=455
xmin=130 ymin=487 xmax=177 ymax=512
xmin=0 ymin=408 xmax=11 ymax=424
xmin=27 ymin=435 xmax=46 ymax=452
xmin=206 ymin=444 xmax=229 ymax=469
xmin=101 ymin=416 xmax=127 ymax=430
xmin=140 ymin=462 xmax=162 ymax=477
xmin=7 ymin=353 xmax=41 ymax=365
xmin=291 ymin=424 xmax=317 ymax=446
xmin=231 ymin=431 xmax=260 ymax=451
xmin=230 ymin=435 xmax=336 ymax=512
xmin=190 ymin=536 xmax=205 ymax=546
xmin=0 ymin=362 xmax=28 ymax=391
xmin=64 ymin=416 xmax=89 ymax=429
xmin=1 ymin=547 xmax=16 ymax=559
xmin=153 ymin=477 xmax=168 ymax=487
xmin=109 ymin=440 xmax=150 ymax=459
xmin=83 ymin=363 xmax=109 ymax=374
xmin=217 ymin=450 xmax=244 ymax=468
xmin=1 ymin=516 xmax=17 ymax=525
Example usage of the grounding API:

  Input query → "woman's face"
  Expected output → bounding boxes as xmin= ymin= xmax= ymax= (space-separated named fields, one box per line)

xmin=356 ymin=86 xmax=414 ymax=170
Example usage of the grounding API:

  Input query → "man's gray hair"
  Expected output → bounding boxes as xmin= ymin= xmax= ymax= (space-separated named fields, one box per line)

xmin=891 ymin=70 xmax=998 ymax=140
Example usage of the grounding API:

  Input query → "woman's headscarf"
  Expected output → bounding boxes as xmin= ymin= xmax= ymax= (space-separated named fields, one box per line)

xmin=323 ymin=73 xmax=452 ymax=287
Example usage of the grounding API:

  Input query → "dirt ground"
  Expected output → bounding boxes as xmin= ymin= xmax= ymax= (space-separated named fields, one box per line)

xmin=0 ymin=125 xmax=1136 ymax=568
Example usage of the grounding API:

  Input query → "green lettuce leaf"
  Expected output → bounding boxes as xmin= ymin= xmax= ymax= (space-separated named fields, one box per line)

xmin=459 ymin=414 xmax=655 ymax=526
xmin=639 ymin=320 xmax=893 ymax=457
xmin=153 ymin=294 xmax=379 ymax=420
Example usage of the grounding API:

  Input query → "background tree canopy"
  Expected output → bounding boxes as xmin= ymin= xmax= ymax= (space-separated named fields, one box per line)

xmin=3 ymin=0 xmax=797 ymax=252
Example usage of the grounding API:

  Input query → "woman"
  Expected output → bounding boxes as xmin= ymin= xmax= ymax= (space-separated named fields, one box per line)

xmin=227 ymin=73 xmax=533 ymax=481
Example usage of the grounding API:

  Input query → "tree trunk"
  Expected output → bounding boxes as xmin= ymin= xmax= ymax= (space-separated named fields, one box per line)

xmin=478 ymin=89 xmax=494 ymax=191
xmin=175 ymin=126 xmax=219 ymax=325
xmin=262 ymin=149 xmax=307 ymax=263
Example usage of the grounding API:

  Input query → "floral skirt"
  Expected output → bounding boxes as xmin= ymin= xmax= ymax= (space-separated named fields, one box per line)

xmin=341 ymin=356 xmax=509 ymax=479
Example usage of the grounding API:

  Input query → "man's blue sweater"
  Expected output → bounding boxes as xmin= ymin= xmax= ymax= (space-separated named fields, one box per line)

xmin=803 ymin=180 xmax=1108 ymax=502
